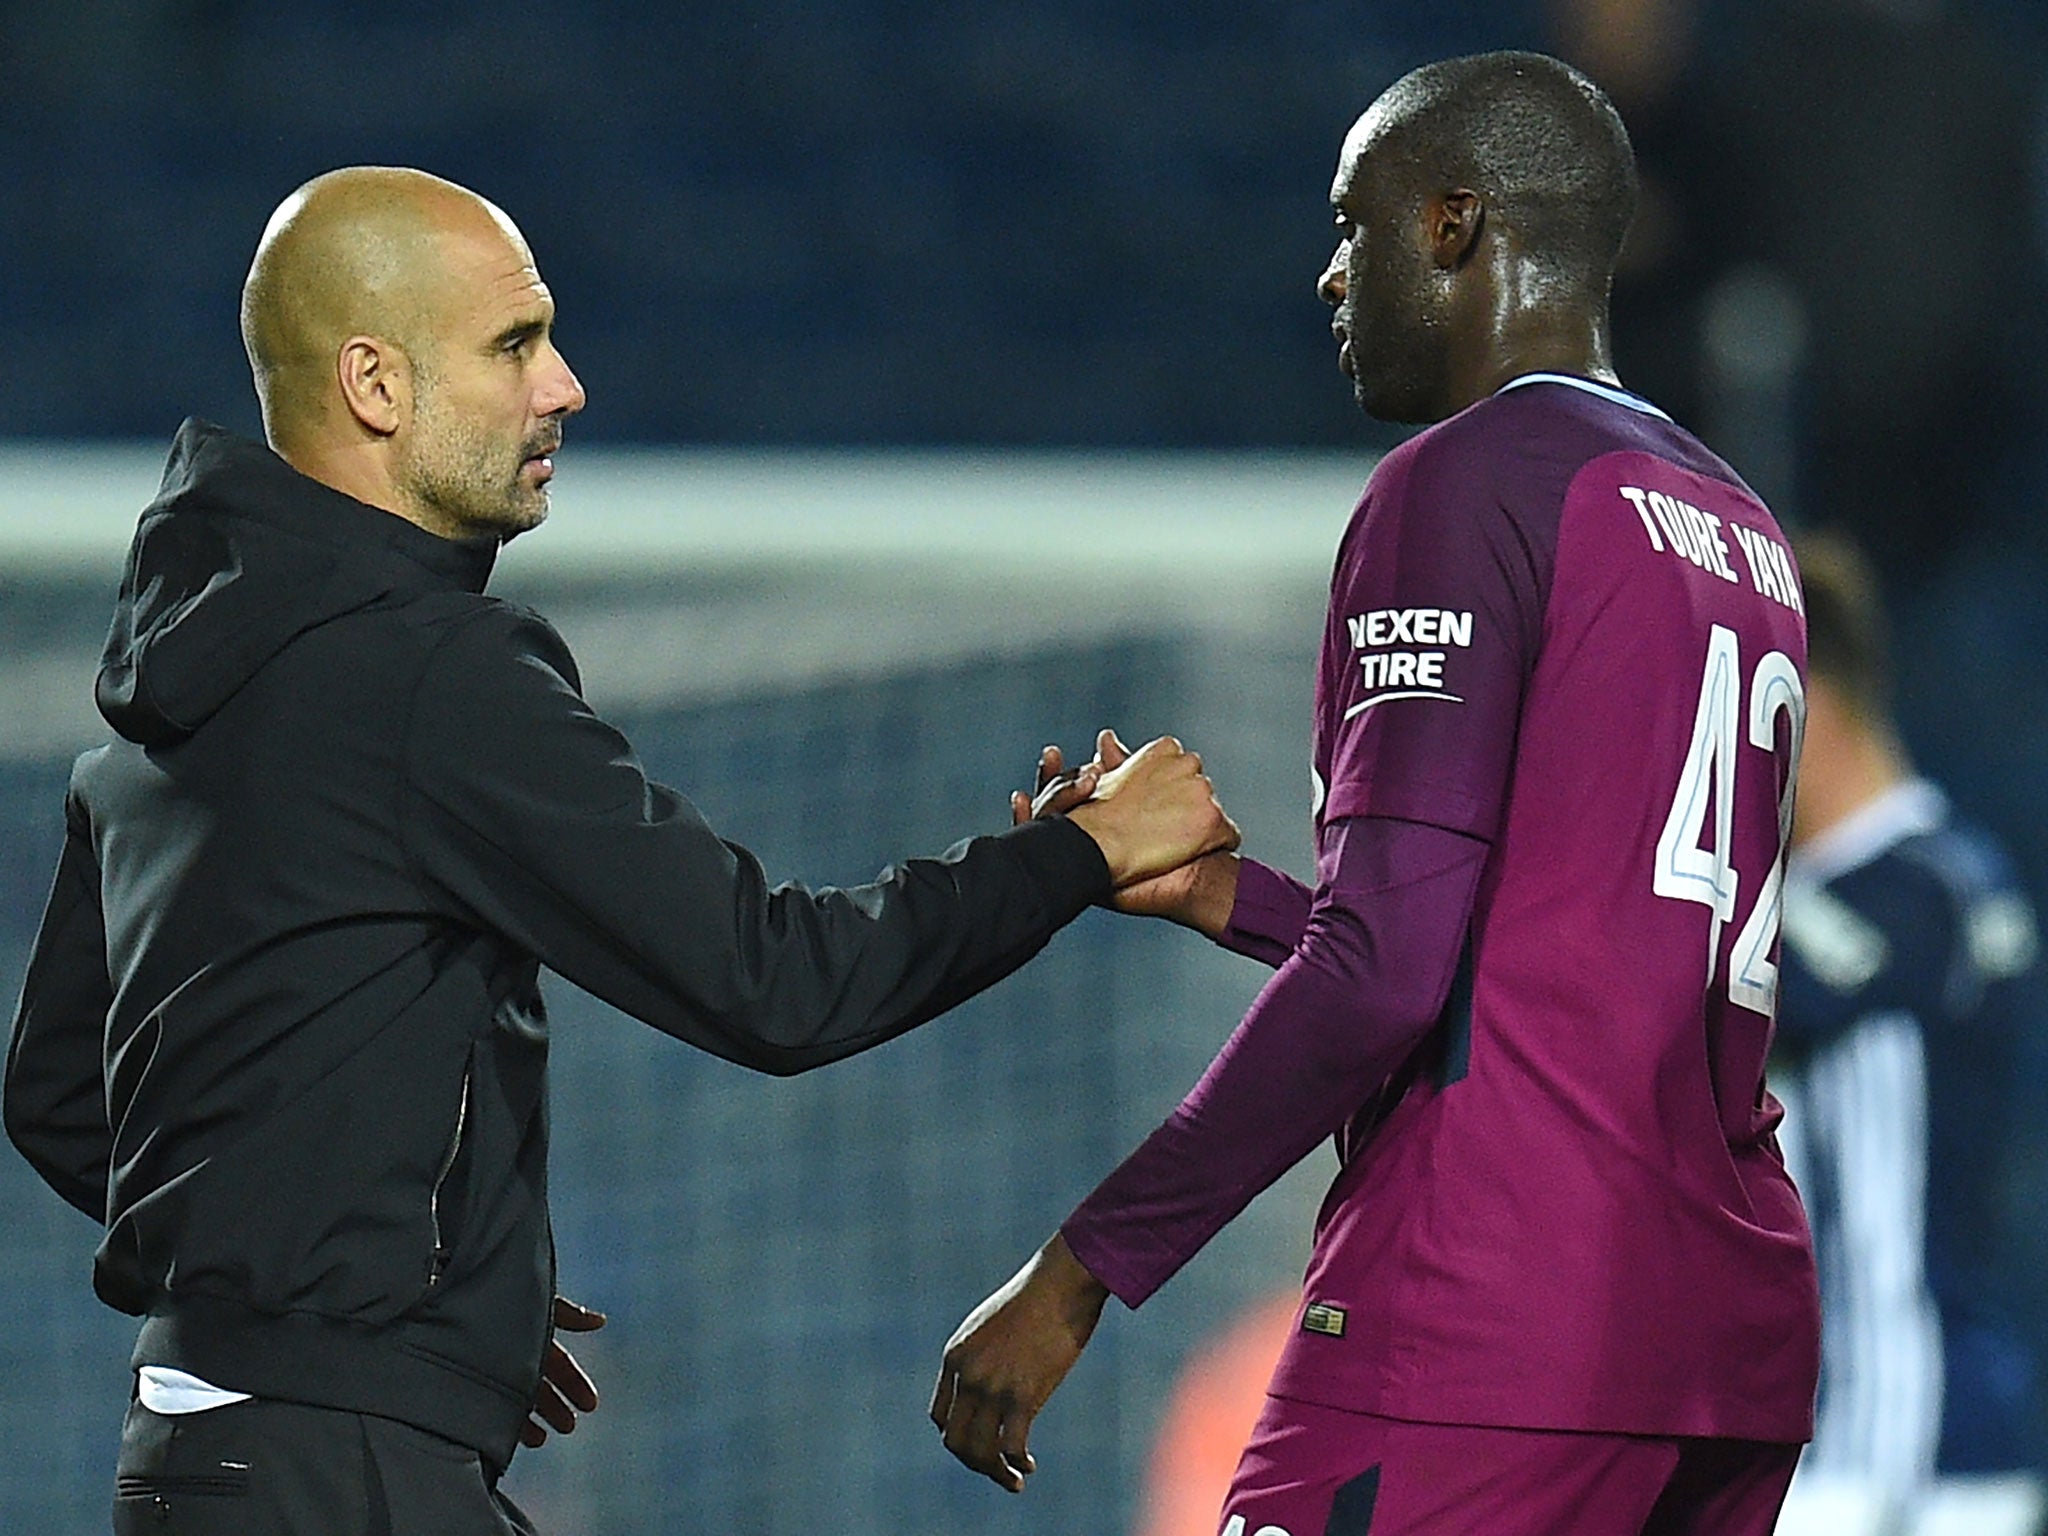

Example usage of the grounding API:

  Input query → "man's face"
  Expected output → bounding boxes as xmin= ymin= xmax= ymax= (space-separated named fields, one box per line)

xmin=398 ymin=219 xmax=586 ymax=542
xmin=1317 ymin=111 xmax=1452 ymax=425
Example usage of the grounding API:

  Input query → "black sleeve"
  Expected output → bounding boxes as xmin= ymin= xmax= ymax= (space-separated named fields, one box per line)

xmin=4 ymin=787 xmax=114 ymax=1221
xmin=399 ymin=607 xmax=1112 ymax=1075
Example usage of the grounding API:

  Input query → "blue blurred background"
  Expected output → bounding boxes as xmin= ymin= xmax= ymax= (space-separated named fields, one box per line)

xmin=4 ymin=0 xmax=2048 ymax=1531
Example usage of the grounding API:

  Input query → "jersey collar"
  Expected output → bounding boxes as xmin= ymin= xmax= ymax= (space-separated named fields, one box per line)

xmin=1494 ymin=372 xmax=1672 ymax=422
xmin=1791 ymin=778 xmax=1948 ymax=886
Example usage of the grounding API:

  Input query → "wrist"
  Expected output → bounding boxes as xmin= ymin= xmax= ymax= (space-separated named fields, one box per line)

xmin=1179 ymin=853 xmax=1241 ymax=940
xmin=1040 ymin=1231 xmax=1111 ymax=1320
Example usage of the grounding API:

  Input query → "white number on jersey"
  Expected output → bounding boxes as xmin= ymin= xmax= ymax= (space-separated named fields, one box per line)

xmin=1654 ymin=623 xmax=1805 ymax=1014
xmin=1221 ymin=1518 xmax=1294 ymax=1536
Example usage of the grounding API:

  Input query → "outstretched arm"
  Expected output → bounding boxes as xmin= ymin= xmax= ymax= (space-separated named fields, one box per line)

xmin=404 ymin=609 xmax=1237 ymax=1076
xmin=932 ymin=814 xmax=1482 ymax=1492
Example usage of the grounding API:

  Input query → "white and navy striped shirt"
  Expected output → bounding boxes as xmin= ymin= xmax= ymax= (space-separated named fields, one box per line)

xmin=1775 ymin=779 xmax=2046 ymax=1485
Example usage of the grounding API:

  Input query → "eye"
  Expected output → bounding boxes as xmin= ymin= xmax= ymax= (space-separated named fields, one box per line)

xmin=499 ymin=325 xmax=547 ymax=358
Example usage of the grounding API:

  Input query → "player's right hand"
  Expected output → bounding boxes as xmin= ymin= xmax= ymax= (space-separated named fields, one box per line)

xmin=1037 ymin=731 xmax=1241 ymax=908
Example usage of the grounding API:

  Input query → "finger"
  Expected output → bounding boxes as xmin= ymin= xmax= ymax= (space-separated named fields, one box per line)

xmin=1217 ymin=810 xmax=1243 ymax=853
xmin=533 ymin=1377 xmax=578 ymax=1436
xmin=929 ymin=1366 xmax=958 ymax=1431
xmin=1095 ymin=729 xmax=1131 ymax=769
xmin=1035 ymin=745 xmax=1065 ymax=795
xmin=544 ymin=1342 xmax=599 ymax=1412
xmin=1029 ymin=766 xmax=1097 ymax=819
xmin=552 ymin=1296 xmax=607 ymax=1331
xmin=943 ymin=1390 xmax=1024 ymax=1494
xmin=520 ymin=1417 xmax=548 ymax=1449
xmin=996 ymin=1400 xmax=1040 ymax=1485
xmin=1011 ymin=789 xmax=1030 ymax=826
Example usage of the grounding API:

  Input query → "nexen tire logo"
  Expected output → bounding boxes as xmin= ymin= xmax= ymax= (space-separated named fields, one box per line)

xmin=1343 ymin=606 xmax=1472 ymax=720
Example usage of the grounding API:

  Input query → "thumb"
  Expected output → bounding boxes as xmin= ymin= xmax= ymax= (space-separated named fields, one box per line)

xmin=1096 ymin=728 xmax=1132 ymax=770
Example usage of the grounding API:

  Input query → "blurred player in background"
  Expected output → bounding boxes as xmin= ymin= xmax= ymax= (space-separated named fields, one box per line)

xmin=1771 ymin=533 xmax=2047 ymax=1536
xmin=2 ymin=166 xmax=1237 ymax=1536
xmin=932 ymin=51 xmax=1820 ymax=1535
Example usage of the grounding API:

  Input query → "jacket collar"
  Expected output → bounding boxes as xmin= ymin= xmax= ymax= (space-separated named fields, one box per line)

xmin=160 ymin=419 xmax=498 ymax=595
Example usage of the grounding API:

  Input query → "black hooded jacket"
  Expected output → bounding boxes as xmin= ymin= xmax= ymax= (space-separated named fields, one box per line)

xmin=3 ymin=420 xmax=1110 ymax=1470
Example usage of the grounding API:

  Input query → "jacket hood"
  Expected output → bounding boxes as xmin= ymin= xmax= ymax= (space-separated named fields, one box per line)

xmin=97 ymin=419 xmax=498 ymax=746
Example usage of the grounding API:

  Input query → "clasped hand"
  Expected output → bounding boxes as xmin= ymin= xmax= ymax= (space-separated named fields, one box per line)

xmin=1015 ymin=730 xmax=1242 ymax=937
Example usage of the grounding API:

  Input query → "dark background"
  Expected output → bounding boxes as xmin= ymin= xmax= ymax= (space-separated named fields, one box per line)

xmin=4 ymin=0 xmax=2048 ymax=1530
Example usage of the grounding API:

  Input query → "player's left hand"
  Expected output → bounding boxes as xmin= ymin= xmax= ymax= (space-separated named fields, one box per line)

xmin=930 ymin=1233 xmax=1109 ymax=1494
xmin=521 ymin=1295 xmax=607 ymax=1448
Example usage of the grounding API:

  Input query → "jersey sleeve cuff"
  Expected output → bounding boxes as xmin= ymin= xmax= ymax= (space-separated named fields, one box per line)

xmin=1057 ymin=1213 xmax=1160 ymax=1310
xmin=1218 ymin=857 xmax=1312 ymax=967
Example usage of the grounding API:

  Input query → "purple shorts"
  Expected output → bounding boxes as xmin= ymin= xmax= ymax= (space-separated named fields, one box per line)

xmin=1221 ymin=1395 xmax=1801 ymax=1536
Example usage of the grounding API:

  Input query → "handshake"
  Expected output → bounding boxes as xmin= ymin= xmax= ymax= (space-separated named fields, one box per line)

xmin=1014 ymin=730 xmax=1243 ymax=939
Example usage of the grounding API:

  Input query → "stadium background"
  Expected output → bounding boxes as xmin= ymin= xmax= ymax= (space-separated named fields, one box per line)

xmin=3 ymin=1 xmax=2047 ymax=1531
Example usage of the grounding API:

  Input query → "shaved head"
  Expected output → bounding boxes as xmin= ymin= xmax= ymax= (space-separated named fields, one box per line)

xmin=1320 ymin=51 xmax=1638 ymax=423
xmin=241 ymin=167 xmax=527 ymax=448
xmin=238 ymin=166 xmax=584 ymax=542
xmin=1355 ymin=52 xmax=1637 ymax=299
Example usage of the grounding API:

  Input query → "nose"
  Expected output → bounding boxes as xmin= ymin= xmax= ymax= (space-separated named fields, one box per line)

xmin=1318 ymin=243 xmax=1348 ymax=307
xmin=540 ymin=346 xmax=587 ymax=418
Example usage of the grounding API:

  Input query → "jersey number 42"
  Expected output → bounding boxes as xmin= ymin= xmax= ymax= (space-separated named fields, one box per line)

xmin=1654 ymin=623 xmax=1805 ymax=1016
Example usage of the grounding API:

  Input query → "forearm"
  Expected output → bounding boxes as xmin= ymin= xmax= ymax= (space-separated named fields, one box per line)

xmin=725 ymin=816 xmax=1113 ymax=1071
xmin=426 ymin=783 xmax=1111 ymax=1076
xmin=1063 ymin=818 xmax=1484 ymax=1306
xmin=408 ymin=612 xmax=1116 ymax=1074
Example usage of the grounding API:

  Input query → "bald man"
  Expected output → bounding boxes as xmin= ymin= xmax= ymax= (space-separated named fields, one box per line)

xmin=932 ymin=53 xmax=1819 ymax=1535
xmin=3 ymin=167 xmax=1237 ymax=1535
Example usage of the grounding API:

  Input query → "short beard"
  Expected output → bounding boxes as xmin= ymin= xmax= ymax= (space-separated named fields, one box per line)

xmin=400 ymin=374 xmax=549 ymax=542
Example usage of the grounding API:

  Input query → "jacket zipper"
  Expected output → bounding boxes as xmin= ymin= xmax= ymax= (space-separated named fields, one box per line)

xmin=427 ymin=1069 xmax=472 ymax=1286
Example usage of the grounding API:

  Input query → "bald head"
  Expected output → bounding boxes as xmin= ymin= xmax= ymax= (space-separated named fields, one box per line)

xmin=241 ymin=166 xmax=530 ymax=450
xmin=1320 ymin=51 xmax=1639 ymax=422
xmin=238 ymin=166 xmax=584 ymax=542
xmin=1355 ymin=52 xmax=1638 ymax=297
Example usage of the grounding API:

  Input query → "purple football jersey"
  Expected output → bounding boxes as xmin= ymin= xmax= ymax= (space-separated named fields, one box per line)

xmin=1263 ymin=374 xmax=1820 ymax=1440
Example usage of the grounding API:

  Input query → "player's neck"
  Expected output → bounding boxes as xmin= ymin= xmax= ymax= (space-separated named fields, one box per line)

xmin=1791 ymin=729 xmax=1912 ymax=849
xmin=1457 ymin=315 xmax=1619 ymax=414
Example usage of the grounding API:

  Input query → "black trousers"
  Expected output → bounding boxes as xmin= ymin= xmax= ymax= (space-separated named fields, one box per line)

xmin=113 ymin=1397 xmax=538 ymax=1536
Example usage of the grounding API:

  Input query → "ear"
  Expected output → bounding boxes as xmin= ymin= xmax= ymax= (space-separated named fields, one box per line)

xmin=1427 ymin=189 xmax=1484 ymax=270
xmin=336 ymin=335 xmax=410 ymax=437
